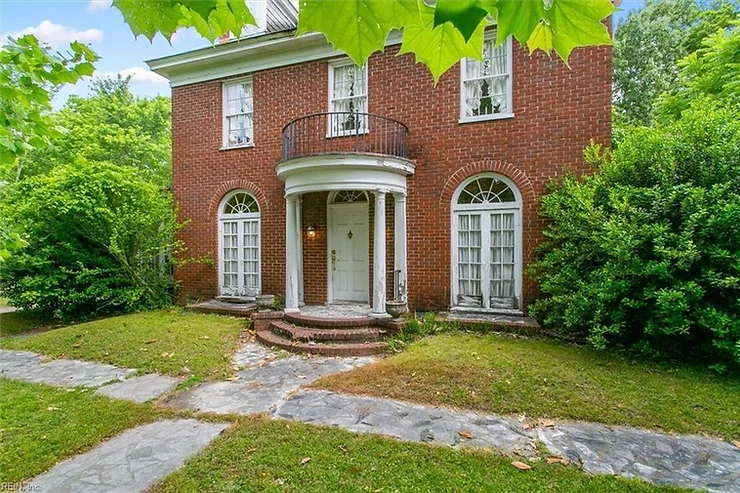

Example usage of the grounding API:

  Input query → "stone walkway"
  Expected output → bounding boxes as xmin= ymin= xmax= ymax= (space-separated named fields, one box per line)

xmin=2 ymin=344 xmax=739 ymax=492
xmin=30 ymin=419 xmax=228 ymax=493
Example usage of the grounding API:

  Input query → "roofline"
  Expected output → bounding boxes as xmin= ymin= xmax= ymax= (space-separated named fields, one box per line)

xmin=146 ymin=29 xmax=403 ymax=88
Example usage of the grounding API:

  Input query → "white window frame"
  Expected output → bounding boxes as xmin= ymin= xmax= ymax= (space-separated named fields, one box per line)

xmin=327 ymin=58 xmax=369 ymax=137
xmin=222 ymin=77 xmax=254 ymax=149
xmin=218 ymin=190 xmax=261 ymax=299
xmin=450 ymin=173 xmax=522 ymax=313
xmin=459 ymin=31 xmax=514 ymax=124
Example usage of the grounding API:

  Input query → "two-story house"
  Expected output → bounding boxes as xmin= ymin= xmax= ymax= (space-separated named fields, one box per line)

xmin=148 ymin=1 xmax=611 ymax=337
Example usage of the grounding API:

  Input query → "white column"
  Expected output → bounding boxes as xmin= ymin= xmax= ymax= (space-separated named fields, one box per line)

xmin=393 ymin=192 xmax=408 ymax=302
xmin=295 ymin=196 xmax=304 ymax=306
xmin=284 ymin=196 xmax=299 ymax=312
xmin=371 ymin=190 xmax=388 ymax=317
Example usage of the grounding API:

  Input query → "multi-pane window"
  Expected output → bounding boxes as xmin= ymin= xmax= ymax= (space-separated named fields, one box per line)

xmin=219 ymin=191 xmax=260 ymax=298
xmin=329 ymin=61 xmax=368 ymax=135
xmin=223 ymin=79 xmax=253 ymax=147
xmin=460 ymin=31 xmax=512 ymax=121
xmin=453 ymin=175 xmax=520 ymax=310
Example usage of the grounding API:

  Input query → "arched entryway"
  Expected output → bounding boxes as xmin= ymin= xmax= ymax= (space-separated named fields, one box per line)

xmin=218 ymin=190 xmax=261 ymax=299
xmin=451 ymin=173 xmax=522 ymax=311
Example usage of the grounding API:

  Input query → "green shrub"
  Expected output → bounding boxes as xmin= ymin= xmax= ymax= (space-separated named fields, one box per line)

xmin=530 ymin=101 xmax=740 ymax=371
xmin=0 ymin=160 xmax=178 ymax=320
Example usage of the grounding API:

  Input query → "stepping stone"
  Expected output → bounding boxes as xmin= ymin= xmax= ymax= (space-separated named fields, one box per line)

xmin=30 ymin=419 xmax=229 ymax=493
xmin=0 ymin=349 xmax=134 ymax=388
xmin=537 ymin=422 xmax=740 ymax=492
xmin=95 ymin=374 xmax=181 ymax=403
xmin=274 ymin=390 xmax=536 ymax=455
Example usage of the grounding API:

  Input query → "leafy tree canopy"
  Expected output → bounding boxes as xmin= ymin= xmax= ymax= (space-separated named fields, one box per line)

xmin=112 ymin=0 xmax=615 ymax=81
xmin=16 ymin=77 xmax=172 ymax=187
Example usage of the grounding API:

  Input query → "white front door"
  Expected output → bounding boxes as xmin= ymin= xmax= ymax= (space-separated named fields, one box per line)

xmin=330 ymin=204 xmax=368 ymax=302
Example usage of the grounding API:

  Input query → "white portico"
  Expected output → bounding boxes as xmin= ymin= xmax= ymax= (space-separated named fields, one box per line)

xmin=276 ymin=117 xmax=414 ymax=316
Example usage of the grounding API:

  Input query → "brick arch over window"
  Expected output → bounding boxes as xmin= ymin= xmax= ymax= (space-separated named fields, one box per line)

xmin=439 ymin=160 xmax=535 ymax=207
xmin=209 ymin=180 xmax=269 ymax=219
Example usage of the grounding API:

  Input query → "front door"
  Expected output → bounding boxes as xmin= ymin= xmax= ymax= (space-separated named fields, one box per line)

xmin=330 ymin=204 xmax=368 ymax=302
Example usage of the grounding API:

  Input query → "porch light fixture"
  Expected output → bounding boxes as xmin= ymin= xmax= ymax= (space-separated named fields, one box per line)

xmin=306 ymin=225 xmax=316 ymax=240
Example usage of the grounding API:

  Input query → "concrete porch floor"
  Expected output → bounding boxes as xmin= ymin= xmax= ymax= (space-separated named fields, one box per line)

xmin=298 ymin=304 xmax=372 ymax=319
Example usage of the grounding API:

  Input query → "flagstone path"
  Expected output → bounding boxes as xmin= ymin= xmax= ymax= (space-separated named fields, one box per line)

xmin=2 ymin=344 xmax=739 ymax=492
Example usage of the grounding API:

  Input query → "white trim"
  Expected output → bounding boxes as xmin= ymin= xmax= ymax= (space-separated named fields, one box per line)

xmin=450 ymin=173 xmax=522 ymax=312
xmin=459 ymin=32 xmax=514 ymax=123
xmin=327 ymin=58 xmax=369 ymax=138
xmin=326 ymin=195 xmax=370 ymax=304
xmin=217 ymin=189 xmax=261 ymax=299
xmin=147 ymin=30 xmax=404 ymax=88
xmin=222 ymin=77 xmax=254 ymax=149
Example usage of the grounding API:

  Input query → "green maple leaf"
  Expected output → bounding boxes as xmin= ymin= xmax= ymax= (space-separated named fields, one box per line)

xmin=495 ymin=0 xmax=546 ymax=46
xmin=399 ymin=0 xmax=486 ymax=83
xmin=112 ymin=0 xmax=256 ymax=42
xmin=297 ymin=0 xmax=418 ymax=67
xmin=434 ymin=0 xmax=496 ymax=42
xmin=548 ymin=0 xmax=615 ymax=61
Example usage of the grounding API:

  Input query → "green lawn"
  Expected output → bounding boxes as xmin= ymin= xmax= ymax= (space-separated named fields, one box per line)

xmin=313 ymin=333 xmax=740 ymax=441
xmin=0 ymin=309 xmax=51 ymax=336
xmin=0 ymin=378 xmax=171 ymax=482
xmin=1 ymin=309 xmax=245 ymax=378
xmin=153 ymin=417 xmax=676 ymax=493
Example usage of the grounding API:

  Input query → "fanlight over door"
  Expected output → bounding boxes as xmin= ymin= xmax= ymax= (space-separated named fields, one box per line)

xmin=219 ymin=191 xmax=261 ymax=298
xmin=452 ymin=175 xmax=522 ymax=310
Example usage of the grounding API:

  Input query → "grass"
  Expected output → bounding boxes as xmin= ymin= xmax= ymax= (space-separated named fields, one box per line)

xmin=0 ymin=309 xmax=51 ymax=336
xmin=153 ymin=417 xmax=677 ymax=493
xmin=313 ymin=333 xmax=740 ymax=441
xmin=0 ymin=378 xmax=172 ymax=482
xmin=0 ymin=309 xmax=245 ymax=378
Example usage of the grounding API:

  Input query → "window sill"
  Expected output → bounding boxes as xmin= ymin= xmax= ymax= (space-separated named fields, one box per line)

xmin=220 ymin=144 xmax=255 ymax=151
xmin=325 ymin=130 xmax=370 ymax=139
xmin=459 ymin=113 xmax=515 ymax=124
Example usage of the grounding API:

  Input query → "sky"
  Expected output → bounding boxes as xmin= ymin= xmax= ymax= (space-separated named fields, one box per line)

xmin=1 ymin=0 xmax=646 ymax=108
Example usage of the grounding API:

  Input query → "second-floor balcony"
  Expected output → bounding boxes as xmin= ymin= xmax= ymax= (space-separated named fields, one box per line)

xmin=281 ymin=112 xmax=409 ymax=162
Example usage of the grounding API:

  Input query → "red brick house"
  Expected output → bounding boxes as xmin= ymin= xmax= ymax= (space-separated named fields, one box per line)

xmin=148 ymin=4 xmax=611 ymax=323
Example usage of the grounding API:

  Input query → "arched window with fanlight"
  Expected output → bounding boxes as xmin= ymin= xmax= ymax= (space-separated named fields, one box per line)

xmin=218 ymin=190 xmax=261 ymax=298
xmin=452 ymin=174 xmax=522 ymax=311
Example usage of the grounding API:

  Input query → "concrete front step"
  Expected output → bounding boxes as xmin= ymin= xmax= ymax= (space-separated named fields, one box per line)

xmin=256 ymin=329 xmax=388 ymax=356
xmin=185 ymin=299 xmax=256 ymax=318
xmin=270 ymin=320 xmax=387 ymax=343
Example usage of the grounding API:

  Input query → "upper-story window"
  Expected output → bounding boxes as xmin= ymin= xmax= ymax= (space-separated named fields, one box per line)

xmin=223 ymin=78 xmax=253 ymax=148
xmin=460 ymin=31 xmax=513 ymax=123
xmin=328 ymin=59 xmax=368 ymax=136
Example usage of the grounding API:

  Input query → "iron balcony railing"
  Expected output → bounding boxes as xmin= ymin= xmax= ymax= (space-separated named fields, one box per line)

xmin=281 ymin=112 xmax=409 ymax=162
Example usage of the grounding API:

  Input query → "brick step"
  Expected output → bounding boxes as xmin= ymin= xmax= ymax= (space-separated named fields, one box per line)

xmin=256 ymin=329 xmax=388 ymax=357
xmin=284 ymin=312 xmax=378 ymax=329
xmin=269 ymin=320 xmax=386 ymax=343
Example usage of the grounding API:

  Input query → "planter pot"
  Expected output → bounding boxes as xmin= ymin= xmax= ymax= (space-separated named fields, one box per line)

xmin=255 ymin=294 xmax=276 ymax=310
xmin=386 ymin=300 xmax=408 ymax=319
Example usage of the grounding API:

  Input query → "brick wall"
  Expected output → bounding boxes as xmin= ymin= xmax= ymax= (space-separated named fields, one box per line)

xmin=172 ymin=40 xmax=612 ymax=313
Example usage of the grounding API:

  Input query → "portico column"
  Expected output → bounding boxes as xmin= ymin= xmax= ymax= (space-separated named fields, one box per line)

xmin=372 ymin=190 xmax=388 ymax=317
xmin=295 ymin=196 xmax=304 ymax=306
xmin=393 ymin=192 xmax=408 ymax=302
xmin=284 ymin=196 xmax=299 ymax=312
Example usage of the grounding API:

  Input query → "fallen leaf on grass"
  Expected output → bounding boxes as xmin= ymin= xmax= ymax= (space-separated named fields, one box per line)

xmin=458 ymin=431 xmax=474 ymax=440
xmin=511 ymin=461 xmax=532 ymax=471
xmin=226 ymin=376 xmax=240 ymax=381
xmin=339 ymin=445 xmax=349 ymax=453
xmin=300 ymin=457 xmax=311 ymax=465
xmin=540 ymin=419 xmax=556 ymax=428
xmin=522 ymin=422 xmax=534 ymax=430
xmin=547 ymin=456 xmax=563 ymax=464
xmin=47 ymin=407 xmax=58 ymax=411
xmin=202 ymin=335 xmax=210 ymax=340
xmin=733 ymin=440 xmax=740 ymax=449
xmin=145 ymin=339 xmax=158 ymax=344
xmin=72 ymin=343 xmax=81 ymax=348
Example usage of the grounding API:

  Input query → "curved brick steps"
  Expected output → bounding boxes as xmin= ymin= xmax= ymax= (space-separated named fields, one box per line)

xmin=283 ymin=312 xmax=377 ymax=329
xmin=256 ymin=329 xmax=388 ymax=356
xmin=269 ymin=320 xmax=386 ymax=342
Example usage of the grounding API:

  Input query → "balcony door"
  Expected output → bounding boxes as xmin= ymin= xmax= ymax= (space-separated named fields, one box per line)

xmin=328 ymin=191 xmax=369 ymax=303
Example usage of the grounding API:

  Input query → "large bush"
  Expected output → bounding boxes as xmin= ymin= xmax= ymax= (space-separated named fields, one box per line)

xmin=531 ymin=102 xmax=740 ymax=371
xmin=0 ymin=160 xmax=178 ymax=320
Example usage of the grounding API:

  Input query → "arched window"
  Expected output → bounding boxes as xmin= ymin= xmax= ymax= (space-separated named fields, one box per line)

xmin=452 ymin=174 xmax=522 ymax=310
xmin=219 ymin=191 xmax=261 ymax=298
xmin=331 ymin=190 xmax=368 ymax=204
